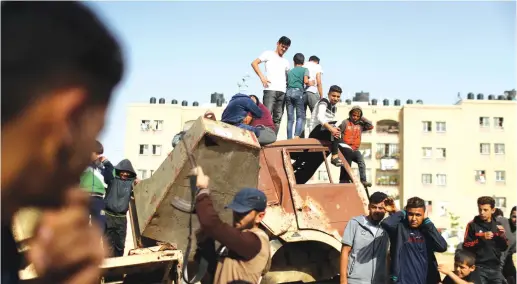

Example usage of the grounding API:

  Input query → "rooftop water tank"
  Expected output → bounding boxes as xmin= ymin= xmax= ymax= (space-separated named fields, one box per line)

xmin=498 ymin=95 xmax=505 ymax=100
xmin=467 ymin=93 xmax=475 ymax=100
xmin=488 ymin=95 xmax=495 ymax=100
xmin=477 ymin=93 xmax=484 ymax=100
xmin=171 ymin=99 xmax=178 ymax=104
xmin=216 ymin=98 xmax=223 ymax=107
xmin=416 ymin=100 xmax=423 ymax=104
xmin=181 ymin=100 xmax=188 ymax=106
xmin=193 ymin=101 xmax=199 ymax=106
xmin=383 ymin=99 xmax=389 ymax=106
xmin=345 ymin=99 xmax=352 ymax=105
xmin=159 ymin=98 xmax=165 ymax=104
xmin=150 ymin=97 xmax=157 ymax=104
xmin=394 ymin=99 xmax=401 ymax=106
xmin=354 ymin=91 xmax=370 ymax=102
xmin=371 ymin=99 xmax=378 ymax=106
xmin=406 ymin=99 xmax=413 ymax=104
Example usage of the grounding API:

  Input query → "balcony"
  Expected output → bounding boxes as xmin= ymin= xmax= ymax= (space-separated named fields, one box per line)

xmin=376 ymin=119 xmax=399 ymax=134
xmin=376 ymin=169 xmax=400 ymax=186
xmin=375 ymin=143 xmax=400 ymax=160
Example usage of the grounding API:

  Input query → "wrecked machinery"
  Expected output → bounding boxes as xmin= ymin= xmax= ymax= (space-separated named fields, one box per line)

xmin=133 ymin=116 xmax=369 ymax=283
xmin=12 ymin=115 xmax=369 ymax=283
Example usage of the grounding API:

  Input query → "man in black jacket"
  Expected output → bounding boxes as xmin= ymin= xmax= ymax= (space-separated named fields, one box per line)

xmin=382 ymin=196 xmax=447 ymax=284
xmin=463 ymin=196 xmax=508 ymax=284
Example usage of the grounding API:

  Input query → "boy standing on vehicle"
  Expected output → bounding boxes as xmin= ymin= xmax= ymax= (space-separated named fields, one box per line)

xmin=308 ymin=85 xmax=344 ymax=167
xmin=251 ymin=36 xmax=291 ymax=134
xmin=438 ymin=249 xmax=482 ymax=284
xmin=104 ymin=159 xmax=139 ymax=257
xmin=463 ymin=196 xmax=508 ymax=284
xmin=382 ymin=197 xmax=448 ymax=284
xmin=340 ymin=192 xmax=390 ymax=284
xmin=286 ymin=53 xmax=312 ymax=139
xmin=338 ymin=106 xmax=374 ymax=187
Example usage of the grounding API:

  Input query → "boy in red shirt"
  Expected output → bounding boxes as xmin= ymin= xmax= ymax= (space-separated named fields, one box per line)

xmin=338 ymin=106 xmax=373 ymax=187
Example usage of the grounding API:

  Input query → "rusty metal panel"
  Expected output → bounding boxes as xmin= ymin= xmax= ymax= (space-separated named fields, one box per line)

xmin=133 ymin=117 xmax=261 ymax=257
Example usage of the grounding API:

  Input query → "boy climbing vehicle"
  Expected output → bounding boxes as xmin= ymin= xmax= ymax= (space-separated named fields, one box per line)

xmin=308 ymin=85 xmax=343 ymax=167
xmin=286 ymin=52 xmax=312 ymax=139
xmin=338 ymin=105 xmax=374 ymax=187
xmin=438 ymin=249 xmax=482 ymax=284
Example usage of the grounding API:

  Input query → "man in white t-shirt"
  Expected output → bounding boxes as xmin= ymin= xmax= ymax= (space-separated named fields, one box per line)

xmin=251 ymin=36 xmax=291 ymax=134
xmin=303 ymin=55 xmax=323 ymax=113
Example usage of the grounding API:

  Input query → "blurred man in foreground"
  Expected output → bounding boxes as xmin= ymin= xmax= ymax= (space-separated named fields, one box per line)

xmin=1 ymin=1 xmax=124 ymax=283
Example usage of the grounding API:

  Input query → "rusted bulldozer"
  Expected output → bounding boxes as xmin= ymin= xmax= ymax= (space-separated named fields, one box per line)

xmin=13 ymin=116 xmax=369 ymax=283
xmin=133 ymin=116 xmax=369 ymax=283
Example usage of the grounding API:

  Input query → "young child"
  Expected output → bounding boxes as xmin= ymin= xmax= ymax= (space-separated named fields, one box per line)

xmin=308 ymin=85 xmax=343 ymax=167
xmin=438 ymin=249 xmax=481 ymax=284
xmin=104 ymin=159 xmax=139 ymax=257
xmin=286 ymin=53 xmax=312 ymax=139
xmin=338 ymin=106 xmax=374 ymax=187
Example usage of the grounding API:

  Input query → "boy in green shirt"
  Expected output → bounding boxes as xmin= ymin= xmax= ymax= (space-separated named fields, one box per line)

xmin=286 ymin=53 xmax=313 ymax=139
xmin=79 ymin=140 xmax=114 ymax=232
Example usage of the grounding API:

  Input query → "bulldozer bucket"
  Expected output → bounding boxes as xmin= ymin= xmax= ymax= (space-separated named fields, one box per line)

xmin=133 ymin=117 xmax=261 ymax=256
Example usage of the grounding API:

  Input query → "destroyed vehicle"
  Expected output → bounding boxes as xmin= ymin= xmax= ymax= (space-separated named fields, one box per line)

xmin=134 ymin=116 xmax=369 ymax=283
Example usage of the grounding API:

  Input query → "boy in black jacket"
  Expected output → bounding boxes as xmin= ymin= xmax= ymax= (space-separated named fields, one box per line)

xmin=104 ymin=159 xmax=139 ymax=257
xmin=463 ymin=196 xmax=508 ymax=284
xmin=382 ymin=197 xmax=448 ymax=284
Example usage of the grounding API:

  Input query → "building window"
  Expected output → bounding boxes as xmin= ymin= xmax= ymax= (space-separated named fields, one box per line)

xmin=480 ymin=143 xmax=490 ymax=155
xmin=436 ymin=121 xmax=446 ymax=132
xmin=421 ymin=174 xmax=432 ymax=185
xmin=475 ymin=170 xmax=486 ymax=183
xmin=493 ymin=117 xmax=504 ymax=128
xmin=152 ymin=144 xmax=162 ymax=155
xmin=422 ymin=121 xmax=432 ymax=132
xmin=494 ymin=143 xmax=505 ymax=155
xmin=436 ymin=148 xmax=446 ymax=159
xmin=479 ymin=117 xmax=489 ymax=127
xmin=317 ymin=170 xmax=329 ymax=181
xmin=422 ymin=147 xmax=432 ymax=158
xmin=436 ymin=174 xmax=447 ymax=186
xmin=139 ymin=144 xmax=149 ymax=155
xmin=494 ymin=197 xmax=507 ymax=209
xmin=141 ymin=120 xmax=151 ymax=131
xmin=150 ymin=170 xmax=155 ymax=176
xmin=376 ymin=143 xmax=400 ymax=159
xmin=495 ymin=171 xmax=506 ymax=182
xmin=137 ymin=169 xmax=148 ymax=179
xmin=153 ymin=120 xmax=164 ymax=131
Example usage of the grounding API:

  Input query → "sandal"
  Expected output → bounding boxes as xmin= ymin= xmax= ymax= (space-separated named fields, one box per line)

xmin=331 ymin=157 xmax=343 ymax=167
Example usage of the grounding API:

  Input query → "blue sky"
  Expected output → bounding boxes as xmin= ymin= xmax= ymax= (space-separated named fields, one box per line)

xmin=87 ymin=1 xmax=516 ymax=163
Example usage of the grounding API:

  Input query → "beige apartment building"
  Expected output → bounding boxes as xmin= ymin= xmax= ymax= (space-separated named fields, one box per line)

xmin=124 ymin=97 xmax=516 ymax=230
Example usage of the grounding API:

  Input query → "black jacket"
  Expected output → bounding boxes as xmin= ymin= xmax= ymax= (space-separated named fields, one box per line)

xmin=104 ymin=159 xmax=137 ymax=214
xmin=381 ymin=211 xmax=448 ymax=284
xmin=463 ymin=216 xmax=509 ymax=269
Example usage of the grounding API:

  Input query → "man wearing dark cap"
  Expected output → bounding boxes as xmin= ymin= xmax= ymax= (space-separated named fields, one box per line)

xmin=193 ymin=167 xmax=271 ymax=284
xmin=340 ymin=192 xmax=391 ymax=284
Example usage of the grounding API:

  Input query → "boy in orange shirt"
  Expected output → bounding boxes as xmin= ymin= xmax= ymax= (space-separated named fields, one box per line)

xmin=338 ymin=106 xmax=373 ymax=187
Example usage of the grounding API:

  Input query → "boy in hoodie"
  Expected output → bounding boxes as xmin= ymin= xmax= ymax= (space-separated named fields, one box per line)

xmin=338 ymin=106 xmax=374 ymax=187
xmin=382 ymin=196 xmax=448 ymax=284
xmin=463 ymin=196 xmax=508 ymax=284
xmin=340 ymin=192 xmax=390 ymax=284
xmin=221 ymin=93 xmax=263 ymax=138
xmin=308 ymin=85 xmax=344 ymax=167
xmin=79 ymin=140 xmax=115 ymax=233
xmin=104 ymin=159 xmax=139 ymax=257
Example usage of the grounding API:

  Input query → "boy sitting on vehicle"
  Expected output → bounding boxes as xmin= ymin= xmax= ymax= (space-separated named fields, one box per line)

xmin=338 ymin=106 xmax=373 ymax=187
xmin=438 ymin=249 xmax=481 ymax=284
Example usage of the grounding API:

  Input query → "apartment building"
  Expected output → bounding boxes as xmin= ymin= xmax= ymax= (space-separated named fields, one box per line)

xmin=125 ymin=96 xmax=516 ymax=229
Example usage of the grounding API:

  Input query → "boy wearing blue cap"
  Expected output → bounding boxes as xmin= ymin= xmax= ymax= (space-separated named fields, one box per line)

xmin=193 ymin=167 xmax=271 ymax=284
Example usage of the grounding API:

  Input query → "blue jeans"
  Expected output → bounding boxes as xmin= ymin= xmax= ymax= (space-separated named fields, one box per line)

xmin=286 ymin=88 xmax=306 ymax=139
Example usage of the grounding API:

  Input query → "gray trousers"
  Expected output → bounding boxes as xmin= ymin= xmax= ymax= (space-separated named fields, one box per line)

xmin=256 ymin=126 xmax=277 ymax=146
xmin=300 ymin=91 xmax=320 ymax=138
xmin=263 ymin=90 xmax=285 ymax=135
